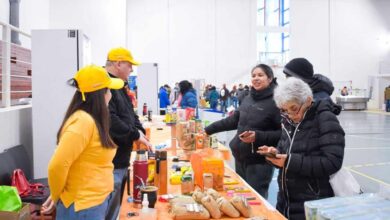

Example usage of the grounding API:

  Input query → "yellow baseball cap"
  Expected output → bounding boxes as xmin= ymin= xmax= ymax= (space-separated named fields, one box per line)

xmin=74 ymin=65 xmax=124 ymax=101
xmin=107 ymin=47 xmax=141 ymax=66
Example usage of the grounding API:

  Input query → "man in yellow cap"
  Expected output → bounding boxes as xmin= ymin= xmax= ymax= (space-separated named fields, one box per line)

xmin=104 ymin=47 xmax=152 ymax=220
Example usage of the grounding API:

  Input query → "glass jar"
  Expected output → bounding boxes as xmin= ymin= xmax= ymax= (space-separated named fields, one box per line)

xmin=181 ymin=175 xmax=194 ymax=195
xmin=203 ymin=173 xmax=213 ymax=190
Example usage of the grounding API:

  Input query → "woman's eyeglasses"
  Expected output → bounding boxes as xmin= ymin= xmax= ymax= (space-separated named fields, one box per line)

xmin=280 ymin=103 xmax=303 ymax=117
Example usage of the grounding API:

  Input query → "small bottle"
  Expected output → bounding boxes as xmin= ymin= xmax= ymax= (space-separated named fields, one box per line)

xmin=140 ymin=194 xmax=150 ymax=220
xmin=143 ymin=103 xmax=148 ymax=116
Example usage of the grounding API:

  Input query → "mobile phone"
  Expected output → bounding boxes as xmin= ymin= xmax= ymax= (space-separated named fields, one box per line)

xmin=262 ymin=152 xmax=277 ymax=158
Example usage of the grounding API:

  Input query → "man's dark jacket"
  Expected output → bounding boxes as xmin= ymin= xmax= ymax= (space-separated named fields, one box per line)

xmin=108 ymin=73 xmax=145 ymax=169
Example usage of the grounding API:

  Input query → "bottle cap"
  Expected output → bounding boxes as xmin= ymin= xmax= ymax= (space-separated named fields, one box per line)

xmin=137 ymin=150 xmax=146 ymax=154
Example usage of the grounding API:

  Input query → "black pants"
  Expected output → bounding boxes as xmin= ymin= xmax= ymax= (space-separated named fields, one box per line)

xmin=235 ymin=160 xmax=274 ymax=199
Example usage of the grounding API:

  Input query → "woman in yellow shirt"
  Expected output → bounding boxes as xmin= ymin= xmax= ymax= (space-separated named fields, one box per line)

xmin=41 ymin=65 xmax=124 ymax=219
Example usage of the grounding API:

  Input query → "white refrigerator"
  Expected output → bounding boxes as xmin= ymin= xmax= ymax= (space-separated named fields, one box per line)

xmin=31 ymin=29 xmax=91 ymax=179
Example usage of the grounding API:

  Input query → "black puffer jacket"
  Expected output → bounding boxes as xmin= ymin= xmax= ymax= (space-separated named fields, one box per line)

xmin=309 ymin=74 xmax=334 ymax=96
xmin=276 ymin=100 xmax=345 ymax=220
xmin=108 ymin=74 xmax=145 ymax=169
xmin=205 ymin=82 xmax=281 ymax=164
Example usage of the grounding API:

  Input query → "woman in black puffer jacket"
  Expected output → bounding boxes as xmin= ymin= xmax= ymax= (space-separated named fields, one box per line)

xmin=258 ymin=77 xmax=345 ymax=220
xmin=205 ymin=64 xmax=281 ymax=199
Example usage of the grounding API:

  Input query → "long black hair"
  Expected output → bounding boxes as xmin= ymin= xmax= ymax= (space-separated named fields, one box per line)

xmin=178 ymin=80 xmax=193 ymax=95
xmin=57 ymin=80 xmax=116 ymax=148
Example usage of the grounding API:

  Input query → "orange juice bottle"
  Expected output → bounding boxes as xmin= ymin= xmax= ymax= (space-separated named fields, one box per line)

xmin=195 ymin=133 xmax=204 ymax=149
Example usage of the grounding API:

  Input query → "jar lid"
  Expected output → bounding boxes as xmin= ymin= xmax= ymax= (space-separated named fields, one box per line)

xmin=182 ymin=175 xmax=192 ymax=181
xmin=203 ymin=173 xmax=212 ymax=177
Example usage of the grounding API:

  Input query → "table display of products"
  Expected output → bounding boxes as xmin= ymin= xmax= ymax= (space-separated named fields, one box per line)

xmin=119 ymin=114 xmax=286 ymax=220
xmin=304 ymin=193 xmax=390 ymax=220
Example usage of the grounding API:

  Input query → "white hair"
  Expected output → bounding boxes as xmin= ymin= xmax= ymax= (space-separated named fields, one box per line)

xmin=274 ymin=77 xmax=313 ymax=108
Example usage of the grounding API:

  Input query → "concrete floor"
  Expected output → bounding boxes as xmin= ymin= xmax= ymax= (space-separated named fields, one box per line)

xmin=267 ymin=110 xmax=390 ymax=206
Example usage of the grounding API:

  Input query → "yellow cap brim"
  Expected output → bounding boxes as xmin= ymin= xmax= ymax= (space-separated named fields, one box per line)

xmin=128 ymin=59 xmax=141 ymax=66
xmin=108 ymin=78 xmax=125 ymax=90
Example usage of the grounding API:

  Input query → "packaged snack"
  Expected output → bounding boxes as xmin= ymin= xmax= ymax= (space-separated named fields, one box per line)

xmin=201 ymin=195 xmax=221 ymax=219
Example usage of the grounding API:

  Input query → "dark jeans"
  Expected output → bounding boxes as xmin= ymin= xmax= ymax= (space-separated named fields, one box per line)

xmin=105 ymin=168 xmax=128 ymax=220
xmin=235 ymin=160 xmax=274 ymax=199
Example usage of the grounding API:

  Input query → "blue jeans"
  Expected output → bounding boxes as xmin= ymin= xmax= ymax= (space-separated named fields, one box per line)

xmin=56 ymin=195 xmax=109 ymax=220
xmin=231 ymin=97 xmax=238 ymax=109
xmin=105 ymin=168 xmax=128 ymax=220
xmin=235 ymin=161 xmax=274 ymax=199
xmin=220 ymin=100 xmax=227 ymax=112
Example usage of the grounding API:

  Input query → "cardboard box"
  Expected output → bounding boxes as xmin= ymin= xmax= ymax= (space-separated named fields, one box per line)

xmin=0 ymin=203 xmax=31 ymax=220
xmin=385 ymin=88 xmax=390 ymax=100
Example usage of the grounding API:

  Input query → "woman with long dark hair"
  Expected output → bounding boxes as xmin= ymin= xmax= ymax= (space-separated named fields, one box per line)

xmin=205 ymin=64 xmax=281 ymax=199
xmin=41 ymin=65 xmax=124 ymax=219
xmin=178 ymin=80 xmax=197 ymax=108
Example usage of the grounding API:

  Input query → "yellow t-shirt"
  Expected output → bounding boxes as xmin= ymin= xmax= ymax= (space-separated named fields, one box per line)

xmin=48 ymin=110 xmax=116 ymax=211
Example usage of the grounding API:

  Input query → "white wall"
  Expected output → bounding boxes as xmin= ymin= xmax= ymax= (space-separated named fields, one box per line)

xmin=0 ymin=106 xmax=33 ymax=160
xmin=127 ymin=0 xmax=257 ymax=87
xmin=290 ymin=0 xmax=330 ymax=75
xmin=0 ymin=1 xmax=9 ymax=24
xmin=49 ymin=0 xmax=127 ymax=66
xmin=290 ymin=0 xmax=390 ymax=108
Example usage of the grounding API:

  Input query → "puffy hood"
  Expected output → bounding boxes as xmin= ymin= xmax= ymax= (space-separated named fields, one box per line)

xmin=308 ymin=74 xmax=334 ymax=96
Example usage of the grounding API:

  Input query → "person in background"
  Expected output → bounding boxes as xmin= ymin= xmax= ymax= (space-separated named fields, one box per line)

xmin=219 ymin=83 xmax=230 ymax=112
xmin=178 ymin=80 xmax=197 ymax=108
xmin=238 ymin=85 xmax=250 ymax=105
xmin=258 ymin=77 xmax=345 ymax=220
xmin=104 ymin=47 xmax=152 ymax=220
xmin=171 ymin=82 xmax=180 ymax=104
xmin=208 ymin=86 xmax=219 ymax=110
xmin=125 ymin=86 xmax=137 ymax=108
xmin=283 ymin=57 xmax=341 ymax=114
xmin=205 ymin=64 xmax=281 ymax=198
xmin=159 ymin=85 xmax=171 ymax=112
xmin=41 ymin=65 xmax=124 ymax=219
xmin=230 ymin=85 xmax=238 ymax=109
xmin=341 ymin=86 xmax=349 ymax=96
xmin=236 ymin=83 xmax=244 ymax=102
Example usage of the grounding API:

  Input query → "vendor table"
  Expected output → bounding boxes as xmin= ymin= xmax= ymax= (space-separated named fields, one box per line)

xmin=119 ymin=125 xmax=286 ymax=220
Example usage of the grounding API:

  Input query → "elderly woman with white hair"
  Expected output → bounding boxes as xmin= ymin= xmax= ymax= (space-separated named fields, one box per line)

xmin=258 ymin=77 xmax=345 ymax=220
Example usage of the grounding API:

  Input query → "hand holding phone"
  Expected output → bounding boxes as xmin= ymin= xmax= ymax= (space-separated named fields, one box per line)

xmin=257 ymin=145 xmax=278 ymax=158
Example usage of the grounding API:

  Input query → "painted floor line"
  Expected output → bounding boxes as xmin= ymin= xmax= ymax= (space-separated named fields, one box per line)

xmin=346 ymin=161 xmax=390 ymax=168
xmin=346 ymin=167 xmax=390 ymax=187
xmin=345 ymin=147 xmax=390 ymax=150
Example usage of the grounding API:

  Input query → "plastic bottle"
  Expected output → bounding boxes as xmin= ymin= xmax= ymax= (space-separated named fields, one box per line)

xmin=133 ymin=150 xmax=148 ymax=204
xmin=142 ymin=103 xmax=148 ymax=116
xmin=140 ymin=194 xmax=150 ymax=220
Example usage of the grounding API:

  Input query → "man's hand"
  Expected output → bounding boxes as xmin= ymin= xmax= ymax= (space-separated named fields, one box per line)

xmin=138 ymin=130 xmax=153 ymax=152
